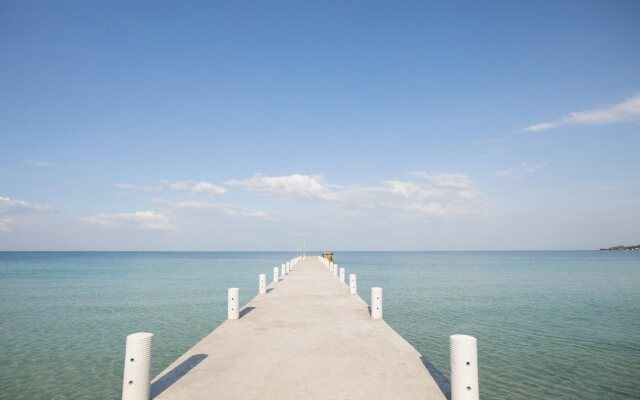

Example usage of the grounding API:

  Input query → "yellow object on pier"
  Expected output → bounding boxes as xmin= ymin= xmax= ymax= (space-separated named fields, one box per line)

xmin=322 ymin=252 xmax=334 ymax=262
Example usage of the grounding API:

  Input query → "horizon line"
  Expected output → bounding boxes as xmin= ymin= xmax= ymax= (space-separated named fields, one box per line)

xmin=0 ymin=249 xmax=620 ymax=252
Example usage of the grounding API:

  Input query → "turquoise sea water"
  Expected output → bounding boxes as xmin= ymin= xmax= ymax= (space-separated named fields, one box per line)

xmin=0 ymin=251 xmax=639 ymax=399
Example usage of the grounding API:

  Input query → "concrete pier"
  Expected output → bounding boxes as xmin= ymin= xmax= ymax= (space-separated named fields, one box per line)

xmin=150 ymin=257 xmax=447 ymax=400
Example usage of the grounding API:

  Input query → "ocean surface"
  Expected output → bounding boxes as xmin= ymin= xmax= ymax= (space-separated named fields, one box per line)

xmin=1 ymin=251 xmax=639 ymax=399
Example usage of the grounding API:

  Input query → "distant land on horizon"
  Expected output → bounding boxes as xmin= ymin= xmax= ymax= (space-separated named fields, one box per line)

xmin=599 ymin=244 xmax=640 ymax=251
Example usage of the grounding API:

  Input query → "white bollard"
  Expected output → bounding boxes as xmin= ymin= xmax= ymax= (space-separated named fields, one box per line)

xmin=349 ymin=274 xmax=357 ymax=294
xmin=259 ymin=274 xmax=266 ymax=294
xmin=329 ymin=261 xmax=333 ymax=271
xmin=450 ymin=335 xmax=479 ymax=400
xmin=228 ymin=288 xmax=239 ymax=320
xmin=371 ymin=287 xmax=383 ymax=319
xmin=273 ymin=267 xmax=279 ymax=283
xmin=281 ymin=264 xmax=285 ymax=279
xmin=286 ymin=262 xmax=290 ymax=274
xmin=339 ymin=268 xmax=345 ymax=284
xmin=122 ymin=332 xmax=153 ymax=400
xmin=333 ymin=264 xmax=338 ymax=277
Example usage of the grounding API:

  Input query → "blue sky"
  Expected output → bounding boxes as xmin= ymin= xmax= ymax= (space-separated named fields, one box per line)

xmin=1 ymin=1 xmax=639 ymax=250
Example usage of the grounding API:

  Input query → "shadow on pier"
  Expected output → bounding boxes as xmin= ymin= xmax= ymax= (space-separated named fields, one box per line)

xmin=240 ymin=306 xmax=256 ymax=318
xmin=151 ymin=354 xmax=208 ymax=398
xmin=420 ymin=356 xmax=451 ymax=400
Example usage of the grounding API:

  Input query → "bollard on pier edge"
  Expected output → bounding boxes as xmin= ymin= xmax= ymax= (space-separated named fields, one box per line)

xmin=122 ymin=332 xmax=153 ymax=400
xmin=349 ymin=274 xmax=357 ymax=294
xmin=339 ymin=268 xmax=345 ymax=284
xmin=280 ymin=264 xmax=285 ymax=279
xmin=273 ymin=267 xmax=279 ymax=283
xmin=450 ymin=334 xmax=479 ymax=400
xmin=371 ymin=287 xmax=383 ymax=319
xmin=259 ymin=274 xmax=266 ymax=294
xmin=228 ymin=288 xmax=239 ymax=320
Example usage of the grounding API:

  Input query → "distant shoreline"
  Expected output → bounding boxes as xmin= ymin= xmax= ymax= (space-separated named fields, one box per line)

xmin=599 ymin=245 xmax=640 ymax=251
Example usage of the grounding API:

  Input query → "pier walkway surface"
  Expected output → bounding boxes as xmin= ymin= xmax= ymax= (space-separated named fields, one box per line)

xmin=150 ymin=257 xmax=447 ymax=400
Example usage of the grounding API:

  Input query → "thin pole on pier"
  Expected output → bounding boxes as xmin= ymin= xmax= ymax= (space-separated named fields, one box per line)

xmin=121 ymin=332 xmax=153 ymax=400
xmin=259 ymin=274 xmax=267 ymax=294
xmin=450 ymin=334 xmax=479 ymax=400
xmin=228 ymin=288 xmax=239 ymax=320
xmin=349 ymin=274 xmax=357 ymax=294
xmin=371 ymin=287 xmax=383 ymax=319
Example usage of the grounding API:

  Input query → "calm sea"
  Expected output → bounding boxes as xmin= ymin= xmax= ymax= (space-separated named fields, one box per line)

xmin=0 ymin=251 xmax=639 ymax=399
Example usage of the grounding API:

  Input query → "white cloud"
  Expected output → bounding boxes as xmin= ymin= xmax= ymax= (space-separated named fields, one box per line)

xmin=24 ymin=159 xmax=55 ymax=167
xmin=2 ymin=171 xmax=492 ymax=248
xmin=0 ymin=196 xmax=54 ymax=233
xmin=166 ymin=181 xmax=227 ymax=196
xmin=330 ymin=173 xmax=484 ymax=218
xmin=98 ymin=171 xmax=484 ymax=234
xmin=524 ymin=122 xmax=558 ymax=132
xmin=0 ymin=196 xmax=51 ymax=213
xmin=496 ymin=163 xmax=546 ymax=179
xmin=225 ymin=171 xmax=484 ymax=219
xmin=114 ymin=180 xmax=226 ymax=196
xmin=188 ymin=181 xmax=227 ymax=196
xmin=227 ymin=174 xmax=335 ymax=200
xmin=382 ymin=180 xmax=440 ymax=200
xmin=524 ymin=94 xmax=640 ymax=131
xmin=156 ymin=200 xmax=271 ymax=219
xmin=83 ymin=198 xmax=271 ymax=236
xmin=379 ymin=174 xmax=485 ymax=218
xmin=408 ymin=172 xmax=471 ymax=189
xmin=86 ymin=211 xmax=173 ymax=230
xmin=113 ymin=183 xmax=163 ymax=192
